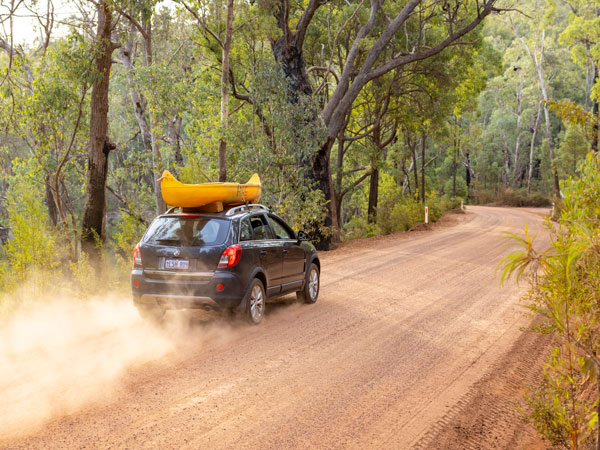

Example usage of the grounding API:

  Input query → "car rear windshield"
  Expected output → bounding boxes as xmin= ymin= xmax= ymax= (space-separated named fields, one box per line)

xmin=143 ymin=216 xmax=230 ymax=246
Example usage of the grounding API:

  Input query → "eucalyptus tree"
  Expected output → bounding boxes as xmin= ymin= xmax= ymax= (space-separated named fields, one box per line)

xmin=81 ymin=0 xmax=121 ymax=257
xmin=176 ymin=0 xmax=258 ymax=182
xmin=508 ymin=2 xmax=562 ymax=196
xmin=264 ymin=0 xmax=503 ymax=248
xmin=116 ymin=0 xmax=167 ymax=214
xmin=0 ymin=3 xmax=93 ymax=258
xmin=559 ymin=0 xmax=600 ymax=151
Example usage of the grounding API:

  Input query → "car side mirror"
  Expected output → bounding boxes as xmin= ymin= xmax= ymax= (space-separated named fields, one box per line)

xmin=297 ymin=230 xmax=309 ymax=243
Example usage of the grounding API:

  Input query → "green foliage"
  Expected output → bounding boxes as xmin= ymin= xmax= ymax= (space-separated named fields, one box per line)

xmin=343 ymin=173 xmax=461 ymax=240
xmin=111 ymin=214 xmax=147 ymax=275
xmin=500 ymin=153 xmax=600 ymax=449
xmin=498 ymin=188 xmax=551 ymax=207
xmin=0 ymin=0 xmax=597 ymax=308
xmin=443 ymin=176 xmax=468 ymax=199
xmin=374 ymin=174 xmax=424 ymax=235
xmin=235 ymin=63 xmax=329 ymax=235
xmin=557 ymin=125 xmax=591 ymax=178
xmin=2 ymin=160 xmax=62 ymax=284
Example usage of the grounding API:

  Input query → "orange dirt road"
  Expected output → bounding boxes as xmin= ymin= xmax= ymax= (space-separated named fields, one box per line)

xmin=1 ymin=206 xmax=552 ymax=449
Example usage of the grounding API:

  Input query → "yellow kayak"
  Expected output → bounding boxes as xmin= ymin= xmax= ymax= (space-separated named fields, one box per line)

xmin=158 ymin=171 xmax=261 ymax=208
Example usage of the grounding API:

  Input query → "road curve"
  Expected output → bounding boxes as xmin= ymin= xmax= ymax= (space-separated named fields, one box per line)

xmin=2 ymin=206 xmax=551 ymax=449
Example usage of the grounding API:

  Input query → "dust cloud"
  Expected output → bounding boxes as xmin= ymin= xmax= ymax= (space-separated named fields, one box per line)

xmin=0 ymin=291 xmax=301 ymax=441
xmin=0 ymin=296 xmax=174 ymax=439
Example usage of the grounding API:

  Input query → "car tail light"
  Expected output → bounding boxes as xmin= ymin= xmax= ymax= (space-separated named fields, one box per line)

xmin=133 ymin=243 xmax=142 ymax=266
xmin=217 ymin=244 xmax=242 ymax=269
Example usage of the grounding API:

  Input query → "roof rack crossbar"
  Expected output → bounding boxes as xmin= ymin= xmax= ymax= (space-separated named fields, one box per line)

xmin=225 ymin=204 xmax=269 ymax=216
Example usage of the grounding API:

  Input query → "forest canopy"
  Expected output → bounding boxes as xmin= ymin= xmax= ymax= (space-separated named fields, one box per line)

xmin=0 ymin=0 xmax=597 ymax=262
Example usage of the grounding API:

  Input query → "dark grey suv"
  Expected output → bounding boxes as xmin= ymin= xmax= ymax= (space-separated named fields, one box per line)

xmin=131 ymin=204 xmax=320 ymax=324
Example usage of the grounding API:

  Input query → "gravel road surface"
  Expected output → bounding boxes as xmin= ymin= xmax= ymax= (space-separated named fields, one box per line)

xmin=1 ymin=206 xmax=552 ymax=449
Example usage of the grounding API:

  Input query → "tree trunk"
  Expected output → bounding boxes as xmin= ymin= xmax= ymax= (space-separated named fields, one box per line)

xmin=597 ymin=370 xmax=600 ymax=450
xmin=465 ymin=151 xmax=471 ymax=193
xmin=335 ymin=134 xmax=345 ymax=232
xmin=514 ymin=28 xmax=560 ymax=197
xmin=420 ymin=132 xmax=426 ymax=203
xmin=452 ymin=150 xmax=457 ymax=197
xmin=271 ymin=40 xmax=312 ymax=98
xmin=592 ymin=62 xmax=599 ymax=153
xmin=312 ymin=137 xmax=337 ymax=250
xmin=81 ymin=0 xmax=116 ymax=259
xmin=219 ymin=0 xmax=234 ymax=182
xmin=169 ymin=116 xmax=184 ymax=168
xmin=367 ymin=168 xmax=379 ymax=224
xmin=143 ymin=20 xmax=166 ymax=214
xmin=452 ymin=117 xmax=460 ymax=197
xmin=44 ymin=175 xmax=58 ymax=226
xmin=272 ymin=12 xmax=334 ymax=247
xmin=528 ymin=101 xmax=542 ymax=193
xmin=413 ymin=149 xmax=419 ymax=198
xmin=513 ymin=70 xmax=523 ymax=186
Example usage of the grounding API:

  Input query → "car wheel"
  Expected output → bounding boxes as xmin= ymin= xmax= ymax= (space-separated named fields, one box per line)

xmin=245 ymin=278 xmax=266 ymax=325
xmin=297 ymin=263 xmax=319 ymax=304
xmin=137 ymin=305 xmax=166 ymax=324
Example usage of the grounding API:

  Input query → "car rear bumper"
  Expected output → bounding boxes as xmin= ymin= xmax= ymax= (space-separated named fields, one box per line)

xmin=131 ymin=268 xmax=244 ymax=309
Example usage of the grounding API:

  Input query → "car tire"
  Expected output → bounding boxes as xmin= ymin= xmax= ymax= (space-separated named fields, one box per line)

xmin=244 ymin=278 xmax=266 ymax=325
xmin=297 ymin=263 xmax=319 ymax=304
xmin=137 ymin=305 xmax=166 ymax=324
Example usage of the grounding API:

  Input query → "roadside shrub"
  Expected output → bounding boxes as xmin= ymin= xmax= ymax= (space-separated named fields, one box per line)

xmin=343 ymin=215 xmax=377 ymax=240
xmin=499 ymin=188 xmax=551 ymax=207
xmin=471 ymin=186 xmax=551 ymax=207
xmin=3 ymin=160 xmax=63 ymax=285
xmin=470 ymin=187 xmax=497 ymax=205
xmin=384 ymin=198 xmax=424 ymax=233
xmin=500 ymin=152 xmax=600 ymax=449
xmin=428 ymin=195 xmax=462 ymax=222
xmin=341 ymin=173 xmax=467 ymax=241
xmin=376 ymin=173 xmax=424 ymax=234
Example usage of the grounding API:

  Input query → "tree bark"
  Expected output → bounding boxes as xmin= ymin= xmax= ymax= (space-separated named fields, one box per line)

xmin=452 ymin=118 xmax=460 ymax=197
xmin=597 ymin=370 xmax=600 ymax=450
xmin=528 ymin=100 xmax=542 ymax=193
xmin=44 ymin=175 xmax=58 ymax=226
xmin=592 ymin=62 xmax=599 ymax=153
xmin=465 ymin=150 xmax=471 ymax=194
xmin=81 ymin=0 xmax=117 ymax=259
xmin=413 ymin=149 xmax=419 ymax=198
xmin=169 ymin=116 xmax=184 ymax=168
xmin=367 ymin=168 xmax=379 ymax=224
xmin=335 ymin=133 xmax=345 ymax=233
xmin=513 ymin=70 xmax=523 ymax=186
xmin=219 ymin=0 xmax=234 ymax=182
xmin=312 ymin=137 xmax=337 ymax=250
xmin=420 ymin=131 xmax=426 ymax=203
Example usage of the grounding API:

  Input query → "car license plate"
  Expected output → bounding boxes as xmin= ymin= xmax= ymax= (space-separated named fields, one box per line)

xmin=165 ymin=259 xmax=189 ymax=270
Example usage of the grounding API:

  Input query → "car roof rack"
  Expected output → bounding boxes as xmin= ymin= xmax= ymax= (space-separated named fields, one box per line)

xmin=225 ymin=204 xmax=269 ymax=216
xmin=163 ymin=204 xmax=269 ymax=216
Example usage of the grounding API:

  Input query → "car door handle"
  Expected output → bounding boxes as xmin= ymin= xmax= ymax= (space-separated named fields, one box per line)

xmin=260 ymin=250 xmax=267 ymax=256
xmin=282 ymin=248 xmax=288 ymax=254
